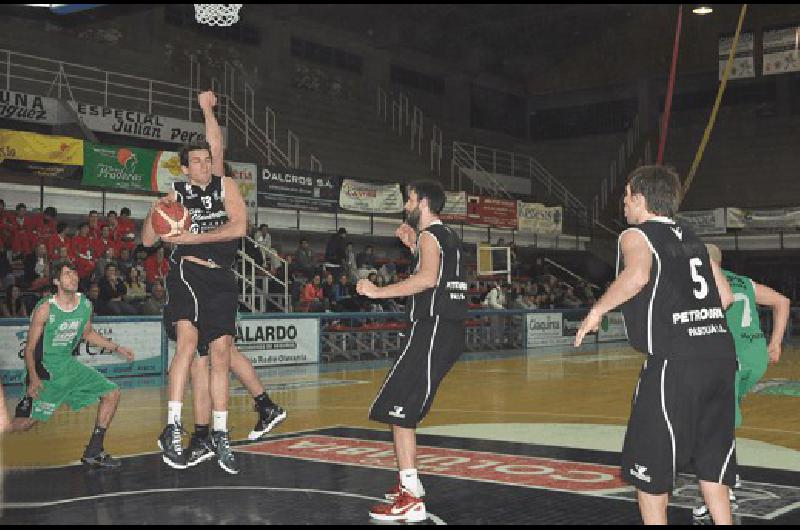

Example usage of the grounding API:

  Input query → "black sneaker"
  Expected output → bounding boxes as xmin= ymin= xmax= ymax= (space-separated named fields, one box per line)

xmin=81 ymin=451 xmax=121 ymax=469
xmin=15 ymin=395 xmax=33 ymax=419
xmin=247 ymin=404 xmax=287 ymax=441
xmin=211 ymin=430 xmax=239 ymax=475
xmin=186 ymin=435 xmax=215 ymax=467
xmin=157 ymin=423 xmax=188 ymax=470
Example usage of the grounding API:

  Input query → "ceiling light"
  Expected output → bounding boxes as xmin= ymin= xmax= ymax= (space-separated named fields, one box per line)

xmin=692 ymin=5 xmax=713 ymax=15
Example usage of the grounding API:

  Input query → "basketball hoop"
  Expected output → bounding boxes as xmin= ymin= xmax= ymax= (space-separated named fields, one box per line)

xmin=194 ymin=4 xmax=243 ymax=27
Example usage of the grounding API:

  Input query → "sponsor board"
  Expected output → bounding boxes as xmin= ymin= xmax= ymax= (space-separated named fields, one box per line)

xmin=258 ymin=166 xmax=340 ymax=213
xmin=518 ymin=202 xmax=563 ymax=236
xmin=0 ymin=320 xmax=162 ymax=384
xmin=467 ymin=195 xmax=518 ymax=229
xmin=718 ymin=33 xmax=755 ymax=80
xmin=526 ymin=312 xmax=573 ymax=347
xmin=440 ymin=191 xmax=467 ymax=222
xmin=68 ymin=102 xmax=227 ymax=145
xmin=0 ymin=90 xmax=63 ymax=125
xmin=82 ymin=142 xmax=158 ymax=191
xmin=240 ymin=434 xmax=628 ymax=493
xmin=598 ymin=312 xmax=627 ymax=343
xmin=0 ymin=129 xmax=83 ymax=180
xmin=676 ymin=209 xmax=727 ymax=235
xmin=339 ymin=179 xmax=404 ymax=214
xmin=168 ymin=318 xmax=320 ymax=368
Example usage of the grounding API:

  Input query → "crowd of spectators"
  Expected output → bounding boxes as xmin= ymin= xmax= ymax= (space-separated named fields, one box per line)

xmin=0 ymin=199 xmax=167 ymax=318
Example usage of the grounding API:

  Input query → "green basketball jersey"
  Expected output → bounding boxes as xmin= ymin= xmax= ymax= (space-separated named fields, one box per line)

xmin=35 ymin=294 xmax=93 ymax=360
xmin=723 ymin=270 xmax=767 ymax=354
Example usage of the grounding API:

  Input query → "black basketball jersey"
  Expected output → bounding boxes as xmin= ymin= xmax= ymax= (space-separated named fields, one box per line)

xmin=619 ymin=217 xmax=735 ymax=361
xmin=408 ymin=221 xmax=467 ymax=322
xmin=170 ymin=175 xmax=237 ymax=269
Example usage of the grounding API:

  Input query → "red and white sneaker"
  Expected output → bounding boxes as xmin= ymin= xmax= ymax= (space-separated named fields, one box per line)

xmin=369 ymin=488 xmax=427 ymax=523
xmin=385 ymin=482 xmax=426 ymax=501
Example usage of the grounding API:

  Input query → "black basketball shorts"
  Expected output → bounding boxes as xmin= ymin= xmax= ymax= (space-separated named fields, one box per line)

xmin=163 ymin=259 xmax=238 ymax=356
xmin=369 ymin=316 xmax=465 ymax=429
xmin=621 ymin=356 xmax=737 ymax=494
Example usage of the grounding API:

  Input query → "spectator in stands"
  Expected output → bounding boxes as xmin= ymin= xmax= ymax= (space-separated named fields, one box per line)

xmin=374 ymin=275 xmax=402 ymax=313
xmin=105 ymin=211 xmax=120 ymax=240
xmin=132 ymin=246 xmax=148 ymax=281
xmin=24 ymin=243 xmax=51 ymax=290
xmin=47 ymin=222 xmax=72 ymax=260
xmin=333 ymin=273 xmax=359 ymax=312
xmin=93 ymin=248 xmax=116 ymax=284
xmin=255 ymin=224 xmax=273 ymax=268
xmin=483 ymin=282 xmax=508 ymax=310
xmin=31 ymin=206 xmax=58 ymax=242
xmin=141 ymin=280 xmax=167 ymax=315
xmin=300 ymin=273 xmax=326 ymax=312
xmin=87 ymin=210 xmax=102 ymax=239
xmin=86 ymin=281 xmax=105 ymax=315
xmin=99 ymin=263 xmax=136 ymax=316
xmin=509 ymin=284 xmax=528 ymax=310
xmin=1 ymin=285 xmax=27 ymax=318
xmin=10 ymin=203 xmax=36 ymax=258
xmin=72 ymin=222 xmax=96 ymax=280
xmin=117 ymin=207 xmax=136 ymax=241
xmin=95 ymin=225 xmax=120 ymax=259
xmin=560 ymin=286 xmax=582 ymax=309
xmin=0 ymin=240 xmax=13 ymax=289
xmin=144 ymin=246 xmax=170 ymax=286
xmin=322 ymin=272 xmax=336 ymax=309
xmin=293 ymin=239 xmax=315 ymax=279
xmin=325 ymin=227 xmax=348 ymax=268
xmin=116 ymin=247 xmax=134 ymax=277
xmin=343 ymin=242 xmax=358 ymax=282
xmin=124 ymin=267 xmax=147 ymax=312
xmin=357 ymin=245 xmax=377 ymax=270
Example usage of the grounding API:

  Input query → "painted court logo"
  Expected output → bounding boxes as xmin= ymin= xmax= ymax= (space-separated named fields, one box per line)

xmin=630 ymin=464 xmax=651 ymax=483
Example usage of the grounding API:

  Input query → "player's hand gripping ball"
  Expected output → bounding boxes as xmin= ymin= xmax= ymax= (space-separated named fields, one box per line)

xmin=151 ymin=202 xmax=191 ymax=236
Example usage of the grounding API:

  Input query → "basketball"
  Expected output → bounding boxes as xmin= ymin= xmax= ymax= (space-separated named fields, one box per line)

xmin=151 ymin=202 xmax=191 ymax=236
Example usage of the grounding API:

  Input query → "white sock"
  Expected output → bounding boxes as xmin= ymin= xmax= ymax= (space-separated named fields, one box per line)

xmin=167 ymin=401 xmax=182 ymax=426
xmin=213 ymin=410 xmax=228 ymax=432
xmin=400 ymin=469 xmax=423 ymax=497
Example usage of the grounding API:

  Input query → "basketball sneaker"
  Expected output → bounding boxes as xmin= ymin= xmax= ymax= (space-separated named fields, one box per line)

xmin=81 ymin=451 xmax=121 ymax=469
xmin=247 ymin=404 xmax=287 ymax=441
xmin=186 ymin=434 xmax=215 ymax=467
xmin=692 ymin=489 xmax=737 ymax=519
xmin=385 ymin=481 xmax=426 ymax=501
xmin=15 ymin=395 xmax=33 ymax=418
xmin=212 ymin=430 xmax=239 ymax=475
xmin=369 ymin=488 xmax=427 ymax=523
xmin=157 ymin=423 xmax=188 ymax=470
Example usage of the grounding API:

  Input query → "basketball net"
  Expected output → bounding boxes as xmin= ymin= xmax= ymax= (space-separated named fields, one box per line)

xmin=194 ymin=4 xmax=243 ymax=27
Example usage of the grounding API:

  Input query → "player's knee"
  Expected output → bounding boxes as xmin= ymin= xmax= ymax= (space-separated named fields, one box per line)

xmin=104 ymin=388 xmax=121 ymax=404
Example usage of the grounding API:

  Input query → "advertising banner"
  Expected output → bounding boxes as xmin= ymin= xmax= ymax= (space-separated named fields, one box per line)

xmin=467 ymin=195 xmax=518 ymax=229
xmin=676 ymin=209 xmax=727 ymax=235
xmin=229 ymin=161 xmax=259 ymax=213
xmin=68 ymin=102 xmax=226 ymax=145
xmin=82 ymin=142 xmax=158 ymax=191
xmin=234 ymin=318 xmax=320 ymax=367
xmin=718 ymin=33 xmax=755 ymax=80
xmin=598 ymin=312 xmax=627 ymax=343
xmin=763 ymin=27 xmax=800 ymax=76
xmin=440 ymin=191 xmax=468 ymax=222
xmin=517 ymin=202 xmax=563 ymax=235
xmin=0 ymin=320 xmax=162 ymax=385
xmin=526 ymin=312 xmax=572 ymax=347
xmin=0 ymin=90 xmax=63 ymax=125
xmin=0 ymin=129 xmax=83 ymax=180
xmin=339 ymin=179 xmax=404 ymax=214
xmin=258 ymin=166 xmax=340 ymax=213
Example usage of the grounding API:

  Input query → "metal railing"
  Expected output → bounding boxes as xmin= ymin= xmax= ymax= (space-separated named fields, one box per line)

xmin=0 ymin=48 xmax=202 ymax=119
xmin=376 ymin=85 xmax=443 ymax=177
xmin=204 ymin=58 xmax=321 ymax=171
xmin=236 ymin=236 xmax=290 ymax=313
xmin=543 ymin=258 xmax=600 ymax=291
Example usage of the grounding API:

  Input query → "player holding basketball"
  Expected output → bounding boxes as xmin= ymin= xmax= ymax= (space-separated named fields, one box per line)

xmin=692 ymin=244 xmax=790 ymax=519
xmin=143 ymin=90 xmax=245 ymax=473
xmin=575 ymin=166 xmax=737 ymax=525
xmin=11 ymin=261 xmax=134 ymax=468
xmin=358 ymin=180 xmax=468 ymax=523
